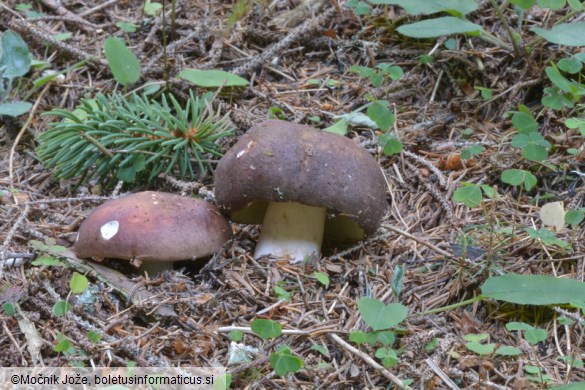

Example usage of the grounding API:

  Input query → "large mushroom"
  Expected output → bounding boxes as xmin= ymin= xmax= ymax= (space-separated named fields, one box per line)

xmin=214 ymin=120 xmax=387 ymax=263
xmin=74 ymin=191 xmax=232 ymax=273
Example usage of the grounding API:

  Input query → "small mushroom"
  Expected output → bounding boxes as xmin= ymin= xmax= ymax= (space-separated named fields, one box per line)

xmin=214 ymin=120 xmax=387 ymax=263
xmin=74 ymin=191 xmax=232 ymax=273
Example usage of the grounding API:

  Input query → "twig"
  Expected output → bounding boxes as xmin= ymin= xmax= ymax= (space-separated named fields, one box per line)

xmin=328 ymin=333 xmax=409 ymax=389
xmin=216 ymin=326 xmax=309 ymax=336
xmin=9 ymin=84 xmax=51 ymax=201
xmin=24 ymin=195 xmax=112 ymax=205
xmin=487 ymin=0 xmax=521 ymax=57
xmin=381 ymin=224 xmax=455 ymax=259
xmin=38 ymin=0 xmax=97 ymax=32
xmin=80 ymin=0 xmax=122 ymax=17
xmin=402 ymin=150 xmax=448 ymax=190
xmin=0 ymin=204 xmax=30 ymax=277
xmin=231 ymin=6 xmax=336 ymax=76
xmin=9 ymin=19 xmax=106 ymax=67
xmin=404 ymin=160 xmax=454 ymax=220
xmin=256 ymin=299 xmax=287 ymax=315
xmin=425 ymin=358 xmax=460 ymax=390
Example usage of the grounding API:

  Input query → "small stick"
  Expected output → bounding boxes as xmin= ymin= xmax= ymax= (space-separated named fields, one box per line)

xmin=425 ymin=358 xmax=460 ymax=390
xmin=328 ymin=333 xmax=408 ymax=389
xmin=381 ymin=224 xmax=455 ymax=259
xmin=217 ymin=326 xmax=309 ymax=336
xmin=9 ymin=84 xmax=51 ymax=202
xmin=80 ymin=0 xmax=122 ymax=17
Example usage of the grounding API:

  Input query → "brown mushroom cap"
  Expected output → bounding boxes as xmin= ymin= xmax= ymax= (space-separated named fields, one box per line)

xmin=74 ymin=191 xmax=232 ymax=261
xmin=214 ymin=120 xmax=387 ymax=241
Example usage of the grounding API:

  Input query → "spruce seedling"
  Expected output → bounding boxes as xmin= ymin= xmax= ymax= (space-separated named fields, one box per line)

xmin=37 ymin=91 xmax=233 ymax=188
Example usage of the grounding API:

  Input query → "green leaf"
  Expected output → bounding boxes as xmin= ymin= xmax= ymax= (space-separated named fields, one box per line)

xmin=511 ymin=111 xmax=538 ymax=134
xmin=370 ymin=0 xmax=478 ymax=16
xmin=524 ymin=328 xmax=547 ymax=345
xmin=495 ymin=345 xmax=522 ymax=356
xmin=460 ymin=145 xmax=484 ymax=160
xmin=425 ymin=338 xmax=440 ymax=353
xmin=475 ymin=86 xmax=493 ymax=100
xmin=375 ymin=330 xmax=396 ymax=346
xmin=375 ymin=347 xmax=399 ymax=368
xmin=31 ymin=255 xmax=64 ymax=267
xmin=506 ymin=321 xmax=534 ymax=331
xmin=323 ymin=119 xmax=348 ymax=135
xmin=53 ymin=333 xmax=74 ymax=353
xmin=214 ymin=373 xmax=232 ymax=390
xmin=53 ymin=300 xmax=71 ymax=316
xmin=565 ymin=210 xmax=585 ymax=225
xmin=346 ymin=0 xmax=372 ymax=15
xmin=466 ymin=341 xmax=495 ymax=355
xmin=380 ymin=135 xmax=403 ymax=156
xmin=143 ymin=0 xmax=162 ymax=16
xmin=178 ymin=69 xmax=249 ymax=88
xmin=349 ymin=331 xmax=368 ymax=345
xmin=526 ymin=227 xmax=571 ymax=249
xmin=536 ymin=0 xmax=566 ymax=9
xmin=267 ymin=106 xmax=285 ymax=120
xmin=53 ymin=32 xmax=73 ymax=41
xmin=274 ymin=285 xmax=291 ymax=302
xmin=87 ymin=331 xmax=102 ymax=343
xmin=2 ymin=302 xmax=16 ymax=316
xmin=230 ymin=330 xmax=244 ymax=342
xmin=557 ymin=57 xmax=582 ymax=74
xmin=116 ymin=22 xmax=137 ymax=33
xmin=565 ymin=117 xmax=585 ymax=136
xmin=376 ymin=63 xmax=404 ymax=80
xmin=0 ymin=29 xmax=31 ymax=79
xmin=501 ymin=169 xmax=537 ymax=191
xmin=542 ymin=87 xmax=574 ymax=110
xmin=567 ymin=0 xmax=584 ymax=9
xmin=0 ymin=101 xmax=32 ymax=117
xmin=357 ymin=297 xmax=408 ymax=331
xmin=251 ymin=319 xmax=282 ymax=340
xmin=104 ymin=37 xmax=140 ymax=86
xmin=444 ymin=38 xmax=458 ymax=50
xmin=313 ymin=272 xmax=330 ymax=287
xmin=397 ymin=16 xmax=483 ymax=38
xmin=481 ymin=274 xmax=585 ymax=305
xmin=367 ymin=102 xmax=394 ymax=131
xmin=511 ymin=132 xmax=550 ymax=162
xmin=481 ymin=184 xmax=495 ymax=199
xmin=546 ymin=65 xmax=574 ymax=92
xmin=453 ymin=185 xmax=482 ymax=207
xmin=510 ymin=0 xmax=536 ymax=9
xmin=310 ymin=344 xmax=330 ymax=357
xmin=531 ymin=22 xmax=585 ymax=46
xmin=269 ymin=347 xmax=304 ymax=376
xmin=464 ymin=333 xmax=489 ymax=342
xmin=69 ymin=272 xmax=89 ymax=294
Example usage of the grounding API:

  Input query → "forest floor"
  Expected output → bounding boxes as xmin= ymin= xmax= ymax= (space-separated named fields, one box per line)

xmin=1 ymin=0 xmax=584 ymax=388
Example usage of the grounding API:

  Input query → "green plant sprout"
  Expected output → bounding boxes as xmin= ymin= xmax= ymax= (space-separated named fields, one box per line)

xmin=36 ymin=91 xmax=233 ymax=188
xmin=250 ymin=319 xmax=305 ymax=376
xmin=349 ymin=298 xmax=409 ymax=368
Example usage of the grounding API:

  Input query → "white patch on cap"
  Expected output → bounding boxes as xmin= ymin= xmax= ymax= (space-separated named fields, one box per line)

xmin=236 ymin=150 xmax=246 ymax=158
xmin=75 ymin=232 xmax=79 ymax=242
xmin=100 ymin=221 xmax=119 ymax=240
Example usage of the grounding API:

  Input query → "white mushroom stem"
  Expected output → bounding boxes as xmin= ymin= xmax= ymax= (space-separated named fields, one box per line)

xmin=254 ymin=202 xmax=326 ymax=263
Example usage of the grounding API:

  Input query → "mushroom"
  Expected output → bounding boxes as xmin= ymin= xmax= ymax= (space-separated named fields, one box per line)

xmin=214 ymin=120 xmax=387 ymax=263
xmin=74 ymin=191 xmax=232 ymax=273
